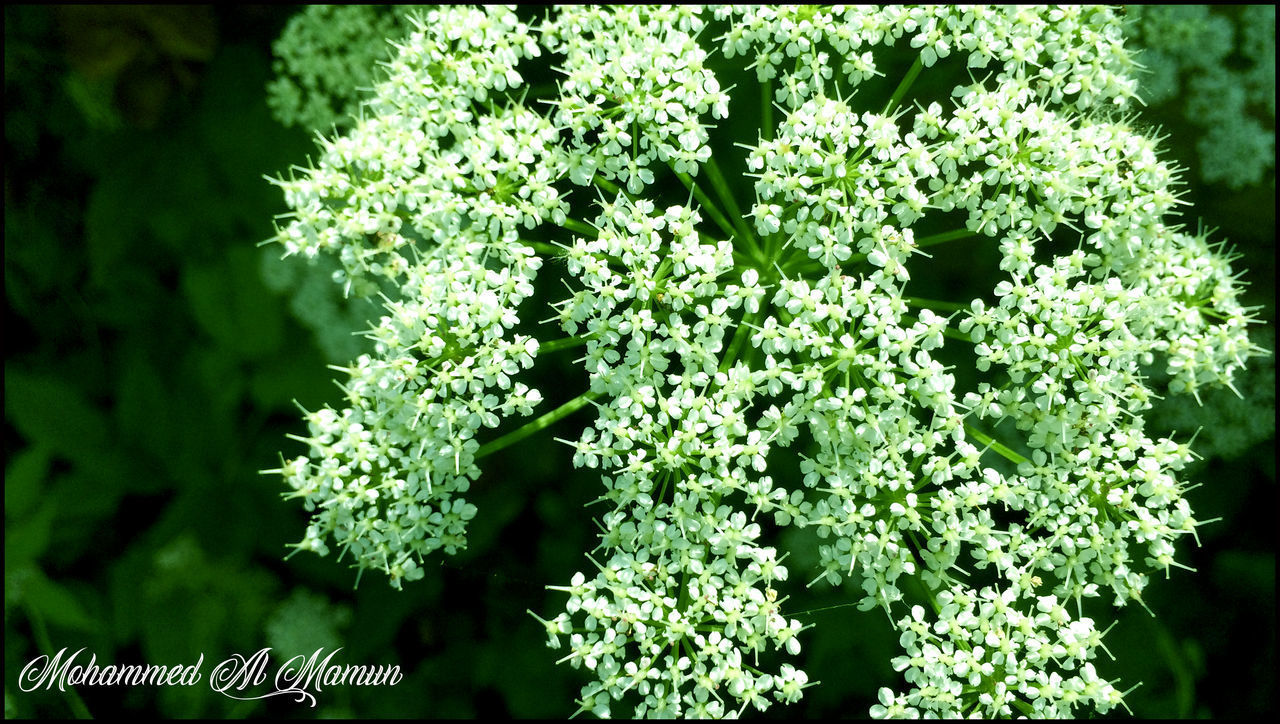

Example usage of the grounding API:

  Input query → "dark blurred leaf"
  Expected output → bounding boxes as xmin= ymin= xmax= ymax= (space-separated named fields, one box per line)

xmin=56 ymin=5 xmax=217 ymax=130
xmin=248 ymin=351 xmax=333 ymax=411
xmin=24 ymin=568 xmax=96 ymax=633
xmin=84 ymin=161 xmax=147 ymax=287
xmin=62 ymin=70 xmax=122 ymax=131
xmin=132 ymin=6 xmax=217 ymax=62
xmin=56 ymin=6 xmax=146 ymax=80
xmin=5 ymin=196 xmax=76 ymax=296
xmin=181 ymin=247 xmax=284 ymax=361
xmin=42 ymin=467 xmax=133 ymax=569
xmin=114 ymin=62 xmax=172 ymax=130
xmin=4 ymin=502 xmax=57 ymax=572
xmin=4 ymin=445 xmax=52 ymax=519
xmin=106 ymin=546 xmax=150 ymax=643
xmin=5 ymin=369 xmax=109 ymax=463
xmin=139 ymin=542 xmax=276 ymax=717
xmin=180 ymin=257 xmax=235 ymax=347
xmin=135 ymin=535 xmax=278 ymax=714
xmin=1211 ymin=550 xmax=1275 ymax=599
xmin=196 ymin=44 xmax=312 ymax=216
xmin=144 ymin=149 xmax=226 ymax=254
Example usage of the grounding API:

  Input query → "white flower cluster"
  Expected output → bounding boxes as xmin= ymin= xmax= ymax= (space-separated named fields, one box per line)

xmin=876 ymin=589 xmax=1123 ymax=717
xmin=269 ymin=6 xmax=557 ymax=588
xmin=719 ymin=5 xmax=1137 ymax=111
xmin=1150 ymin=328 xmax=1276 ymax=461
xmin=277 ymin=243 xmax=543 ymax=588
xmin=542 ymin=6 xmax=730 ymax=189
xmin=542 ymin=195 xmax=810 ymax=716
xmin=266 ymin=5 xmax=1268 ymax=717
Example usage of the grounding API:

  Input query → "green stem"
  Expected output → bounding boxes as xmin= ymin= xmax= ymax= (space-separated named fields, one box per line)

xmin=916 ymin=229 xmax=978 ymax=248
xmin=539 ymin=335 xmax=593 ymax=354
xmin=522 ymin=81 xmax=560 ymax=100
xmin=703 ymin=156 xmax=765 ymax=261
xmin=904 ymin=296 xmax=968 ymax=312
xmin=476 ymin=389 xmax=602 ymax=459
xmin=965 ymin=425 xmax=1029 ymax=465
xmin=522 ymin=240 xmax=564 ymax=257
xmin=562 ymin=217 xmax=599 ymax=238
xmin=761 ymin=77 xmax=774 ymax=142
xmin=719 ymin=306 xmax=763 ymax=374
xmin=789 ymin=601 xmax=864 ymax=618
xmin=592 ymin=175 xmax=623 ymax=197
xmin=904 ymin=534 xmax=944 ymax=618
xmin=24 ymin=603 xmax=93 ymax=719
xmin=673 ymin=169 xmax=756 ymax=259
xmin=883 ymin=54 xmax=925 ymax=115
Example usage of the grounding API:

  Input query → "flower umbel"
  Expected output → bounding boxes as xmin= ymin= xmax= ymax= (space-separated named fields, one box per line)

xmin=266 ymin=5 xmax=1268 ymax=718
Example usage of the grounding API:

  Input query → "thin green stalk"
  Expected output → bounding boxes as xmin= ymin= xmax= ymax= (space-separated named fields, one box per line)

xmin=883 ymin=54 xmax=925 ymax=115
xmin=965 ymin=425 xmax=1029 ymax=465
xmin=719 ymin=306 xmax=764 ymax=374
xmin=539 ymin=335 xmax=593 ymax=354
xmin=904 ymin=296 xmax=969 ymax=312
xmin=916 ymin=229 xmax=977 ymax=248
xmin=477 ymin=389 xmax=602 ymax=459
xmin=25 ymin=603 xmax=92 ymax=719
xmin=904 ymin=532 xmax=945 ymax=618
xmin=789 ymin=601 xmax=864 ymax=618
xmin=672 ymin=169 xmax=760 ymax=262
xmin=592 ymin=175 xmax=623 ymax=197
xmin=779 ymin=254 xmax=821 ymax=274
xmin=761 ymin=78 xmax=774 ymax=142
xmin=562 ymin=217 xmax=599 ymax=238
xmin=703 ymin=156 xmax=764 ymax=260
xmin=522 ymin=81 xmax=560 ymax=99
xmin=522 ymin=240 xmax=565 ymax=257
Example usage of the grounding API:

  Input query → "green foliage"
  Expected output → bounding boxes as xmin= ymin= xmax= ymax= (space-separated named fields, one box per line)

xmin=258 ymin=250 xmax=381 ymax=363
xmin=265 ymin=588 xmax=352 ymax=657
xmin=1125 ymin=5 xmax=1276 ymax=189
xmin=266 ymin=5 xmax=423 ymax=133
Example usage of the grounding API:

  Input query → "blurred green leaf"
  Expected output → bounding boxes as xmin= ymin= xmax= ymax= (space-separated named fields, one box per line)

xmin=197 ymin=44 xmax=310 ymax=207
xmin=135 ymin=535 xmax=278 ymax=716
xmin=4 ymin=502 xmax=57 ymax=572
xmin=180 ymin=247 xmax=284 ymax=361
xmin=5 ymin=369 xmax=109 ymax=463
xmin=248 ymin=350 xmax=333 ymax=411
xmin=114 ymin=344 xmax=176 ymax=460
xmin=4 ymin=445 xmax=52 ymax=519
xmin=84 ymin=165 xmax=146 ymax=287
xmin=131 ymin=6 xmax=217 ymax=62
xmin=1212 ymin=550 xmax=1276 ymax=599
xmin=5 ymin=199 xmax=73 ymax=300
xmin=24 ymin=569 xmax=96 ymax=633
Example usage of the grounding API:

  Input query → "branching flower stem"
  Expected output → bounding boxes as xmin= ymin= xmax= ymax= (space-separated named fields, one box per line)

xmin=477 ymin=389 xmax=603 ymax=461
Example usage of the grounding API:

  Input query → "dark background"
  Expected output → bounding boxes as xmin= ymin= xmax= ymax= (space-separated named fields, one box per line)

xmin=5 ymin=5 xmax=1274 ymax=719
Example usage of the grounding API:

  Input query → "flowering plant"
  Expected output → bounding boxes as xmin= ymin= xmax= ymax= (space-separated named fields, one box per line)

xmin=265 ymin=6 xmax=1266 ymax=718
